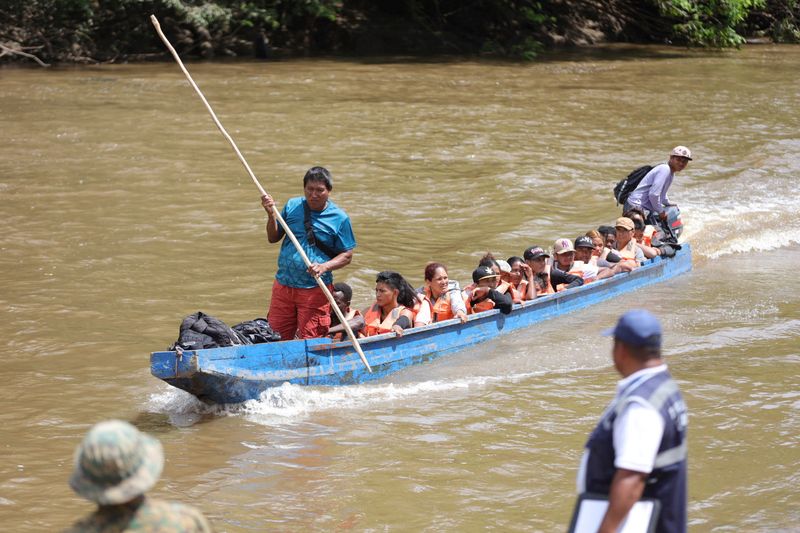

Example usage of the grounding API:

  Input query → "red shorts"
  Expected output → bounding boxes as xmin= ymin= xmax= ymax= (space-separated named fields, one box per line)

xmin=268 ymin=280 xmax=332 ymax=340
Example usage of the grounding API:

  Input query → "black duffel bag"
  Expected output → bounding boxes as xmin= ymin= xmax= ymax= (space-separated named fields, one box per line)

xmin=170 ymin=311 xmax=249 ymax=351
xmin=232 ymin=318 xmax=281 ymax=344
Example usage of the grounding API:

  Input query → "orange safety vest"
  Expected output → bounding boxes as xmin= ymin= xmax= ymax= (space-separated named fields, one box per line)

xmin=330 ymin=309 xmax=361 ymax=342
xmin=496 ymin=280 xmax=523 ymax=303
xmin=642 ymin=225 xmax=656 ymax=247
xmin=469 ymin=296 xmax=495 ymax=314
xmin=425 ymin=287 xmax=455 ymax=322
xmin=617 ymin=239 xmax=639 ymax=261
xmin=363 ymin=304 xmax=408 ymax=337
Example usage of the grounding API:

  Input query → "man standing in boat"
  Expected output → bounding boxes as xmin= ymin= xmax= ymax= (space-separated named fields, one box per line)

xmin=261 ymin=167 xmax=356 ymax=340
xmin=575 ymin=310 xmax=688 ymax=533
xmin=624 ymin=146 xmax=692 ymax=224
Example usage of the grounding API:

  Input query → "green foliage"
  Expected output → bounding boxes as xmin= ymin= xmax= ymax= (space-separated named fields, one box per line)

xmin=0 ymin=0 xmax=796 ymax=63
xmin=655 ymin=0 xmax=766 ymax=46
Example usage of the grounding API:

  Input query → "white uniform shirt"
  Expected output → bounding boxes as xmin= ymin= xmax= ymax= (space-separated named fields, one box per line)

xmin=577 ymin=365 xmax=668 ymax=493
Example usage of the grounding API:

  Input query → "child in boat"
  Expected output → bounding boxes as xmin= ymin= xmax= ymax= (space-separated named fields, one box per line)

xmin=327 ymin=282 xmax=365 ymax=341
xmin=465 ymin=266 xmax=513 ymax=315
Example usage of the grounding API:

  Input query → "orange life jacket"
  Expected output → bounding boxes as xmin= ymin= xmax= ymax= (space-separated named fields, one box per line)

xmin=330 ymin=309 xmax=361 ymax=342
xmin=617 ymin=239 xmax=639 ymax=261
xmin=469 ymin=297 xmax=495 ymax=314
xmin=642 ymin=225 xmax=656 ymax=247
xmin=496 ymin=280 xmax=523 ymax=303
xmin=424 ymin=287 xmax=455 ymax=322
xmin=363 ymin=304 xmax=407 ymax=337
xmin=514 ymin=279 xmax=531 ymax=301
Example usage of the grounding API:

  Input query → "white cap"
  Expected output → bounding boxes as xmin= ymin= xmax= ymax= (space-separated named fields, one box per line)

xmin=670 ymin=146 xmax=692 ymax=160
xmin=496 ymin=259 xmax=512 ymax=273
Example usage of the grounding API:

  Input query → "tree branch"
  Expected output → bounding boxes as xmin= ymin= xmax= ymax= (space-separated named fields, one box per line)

xmin=0 ymin=43 xmax=50 ymax=67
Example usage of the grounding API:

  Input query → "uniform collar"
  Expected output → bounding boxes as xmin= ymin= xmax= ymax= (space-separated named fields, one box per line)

xmin=616 ymin=363 xmax=668 ymax=394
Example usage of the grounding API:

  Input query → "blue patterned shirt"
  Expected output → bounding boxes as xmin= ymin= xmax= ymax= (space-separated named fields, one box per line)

xmin=275 ymin=197 xmax=356 ymax=288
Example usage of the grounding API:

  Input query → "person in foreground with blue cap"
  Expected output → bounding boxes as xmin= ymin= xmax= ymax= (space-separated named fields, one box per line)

xmin=65 ymin=420 xmax=212 ymax=532
xmin=575 ymin=310 xmax=688 ymax=533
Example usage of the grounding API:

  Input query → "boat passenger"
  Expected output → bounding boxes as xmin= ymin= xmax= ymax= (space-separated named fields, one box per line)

xmin=624 ymin=208 xmax=667 ymax=260
xmin=496 ymin=259 xmax=523 ymax=303
xmin=507 ymin=256 xmax=536 ymax=301
xmin=523 ymin=246 xmax=554 ymax=296
xmin=327 ymin=282 xmax=365 ymax=341
xmin=466 ymin=266 xmax=513 ymax=315
xmin=261 ymin=167 xmax=356 ymax=340
xmin=552 ymin=238 xmax=600 ymax=288
xmin=598 ymin=225 xmax=616 ymax=249
xmin=462 ymin=253 xmax=502 ymax=297
xmin=422 ymin=262 xmax=468 ymax=323
xmin=525 ymin=244 xmax=584 ymax=294
xmin=614 ymin=217 xmax=645 ymax=268
xmin=574 ymin=236 xmax=629 ymax=280
xmin=587 ymin=230 xmax=616 ymax=265
xmin=362 ymin=271 xmax=416 ymax=337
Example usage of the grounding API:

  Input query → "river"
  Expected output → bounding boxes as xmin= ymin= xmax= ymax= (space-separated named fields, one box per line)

xmin=1 ymin=44 xmax=799 ymax=531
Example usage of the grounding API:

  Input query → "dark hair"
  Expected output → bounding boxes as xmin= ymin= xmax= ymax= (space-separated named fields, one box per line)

xmin=424 ymin=262 xmax=447 ymax=281
xmin=623 ymin=207 xmax=646 ymax=222
xmin=598 ymin=225 xmax=616 ymax=237
xmin=375 ymin=271 xmax=417 ymax=308
xmin=507 ymin=256 xmax=525 ymax=268
xmin=332 ymin=282 xmax=352 ymax=304
xmin=478 ymin=252 xmax=499 ymax=270
xmin=303 ymin=166 xmax=333 ymax=191
xmin=618 ymin=339 xmax=662 ymax=361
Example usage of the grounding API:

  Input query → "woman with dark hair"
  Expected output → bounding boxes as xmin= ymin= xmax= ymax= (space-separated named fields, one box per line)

xmin=362 ymin=271 xmax=416 ymax=337
xmin=422 ymin=263 xmax=468 ymax=324
xmin=507 ymin=256 xmax=536 ymax=301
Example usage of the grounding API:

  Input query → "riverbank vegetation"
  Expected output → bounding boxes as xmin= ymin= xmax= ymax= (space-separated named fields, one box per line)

xmin=2 ymin=0 xmax=799 ymax=65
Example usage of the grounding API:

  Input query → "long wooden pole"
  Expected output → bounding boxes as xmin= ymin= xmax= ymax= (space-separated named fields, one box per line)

xmin=150 ymin=15 xmax=372 ymax=373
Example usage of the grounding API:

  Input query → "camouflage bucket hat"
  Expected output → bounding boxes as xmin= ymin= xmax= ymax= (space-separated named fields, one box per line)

xmin=69 ymin=420 xmax=164 ymax=505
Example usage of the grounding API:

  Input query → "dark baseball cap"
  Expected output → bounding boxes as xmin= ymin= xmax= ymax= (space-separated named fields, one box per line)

xmin=523 ymin=246 xmax=550 ymax=260
xmin=602 ymin=309 xmax=662 ymax=347
xmin=574 ymin=236 xmax=595 ymax=249
xmin=472 ymin=266 xmax=498 ymax=283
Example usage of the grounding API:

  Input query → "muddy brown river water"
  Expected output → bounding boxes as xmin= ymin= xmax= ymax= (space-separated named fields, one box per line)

xmin=1 ymin=45 xmax=799 ymax=531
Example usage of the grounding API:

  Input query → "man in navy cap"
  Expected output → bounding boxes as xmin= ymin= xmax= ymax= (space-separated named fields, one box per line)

xmin=576 ymin=310 xmax=688 ymax=533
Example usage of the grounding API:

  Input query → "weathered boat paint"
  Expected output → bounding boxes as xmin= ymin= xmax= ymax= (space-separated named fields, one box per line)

xmin=151 ymin=244 xmax=692 ymax=404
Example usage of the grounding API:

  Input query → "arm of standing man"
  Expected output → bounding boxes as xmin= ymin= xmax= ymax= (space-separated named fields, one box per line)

xmin=262 ymin=193 xmax=285 ymax=243
xmin=597 ymin=469 xmax=648 ymax=533
xmin=308 ymin=249 xmax=353 ymax=277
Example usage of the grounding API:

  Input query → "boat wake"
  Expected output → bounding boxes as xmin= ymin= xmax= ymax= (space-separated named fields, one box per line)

xmin=145 ymin=366 xmax=576 ymax=426
xmin=680 ymin=139 xmax=800 ymax=259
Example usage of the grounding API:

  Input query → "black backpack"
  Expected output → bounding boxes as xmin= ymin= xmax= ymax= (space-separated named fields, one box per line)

xmin=613 ymin=165 xmax=653 ymax=205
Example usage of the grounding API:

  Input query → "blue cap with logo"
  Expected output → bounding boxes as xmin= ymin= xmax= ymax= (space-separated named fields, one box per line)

xmin=602 ymin=309 xmax=662 ymax=347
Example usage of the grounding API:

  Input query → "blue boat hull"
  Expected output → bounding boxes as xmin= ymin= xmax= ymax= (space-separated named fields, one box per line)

xmin=151 ymin=244 xmax=692 ymax=404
